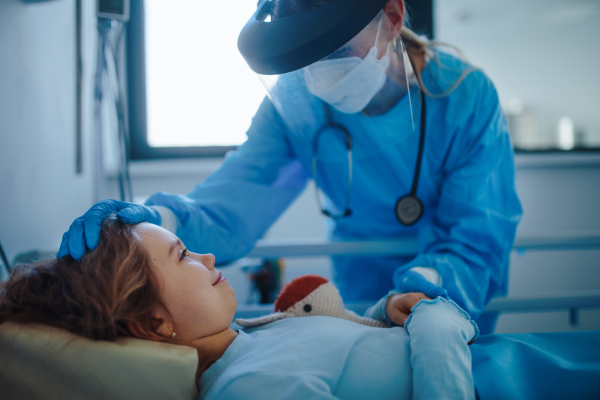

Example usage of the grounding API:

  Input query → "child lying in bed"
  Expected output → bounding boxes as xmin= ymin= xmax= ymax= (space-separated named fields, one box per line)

xmin=1 ymin=215 xmax=599 ymax=400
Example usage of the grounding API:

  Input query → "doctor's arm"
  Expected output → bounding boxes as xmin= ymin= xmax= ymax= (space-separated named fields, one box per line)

xmin=146 ymin=97 xmax=309 ymax=263
xmin=57 ymin=98 xmax=306 ymax=262
xmin=395 ymin=77 xmax=522 ymax=319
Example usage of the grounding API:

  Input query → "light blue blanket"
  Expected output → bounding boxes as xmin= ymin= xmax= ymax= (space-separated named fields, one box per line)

xmin=199 ymin=297 xmax=600 ymax=399
xmin=200 ymin=297 xmax=478 ymax=400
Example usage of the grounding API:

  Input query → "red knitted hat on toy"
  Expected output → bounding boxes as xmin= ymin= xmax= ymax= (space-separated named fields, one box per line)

xmin=274 ymin=275 xmax=328 ymax=312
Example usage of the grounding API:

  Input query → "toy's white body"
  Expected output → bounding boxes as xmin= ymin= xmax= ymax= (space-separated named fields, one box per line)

xmin=236 ymin=282 xmax=389 ymax=328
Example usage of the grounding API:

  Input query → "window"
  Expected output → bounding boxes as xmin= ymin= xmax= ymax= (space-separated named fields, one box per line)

xmin=127 ymin=0 xmax=266 ymax=159
xmin=127 ymin=0 xmax=436 ymax=159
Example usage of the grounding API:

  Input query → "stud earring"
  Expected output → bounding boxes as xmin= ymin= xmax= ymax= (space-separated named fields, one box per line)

xmin=171 ymin=331 xmax=177 ymax=338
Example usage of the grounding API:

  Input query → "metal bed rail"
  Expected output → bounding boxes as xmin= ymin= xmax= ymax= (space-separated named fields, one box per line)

xmin=247 ymin=231 xmax=600 ymax=258
xmin=235 ymin=232 xmax=600 ymax=323
xmin=234 ymin=291 xmax=600 ymax=321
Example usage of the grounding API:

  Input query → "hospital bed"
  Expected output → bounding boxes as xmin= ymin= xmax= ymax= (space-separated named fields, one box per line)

xmin=235 ymin=231 xmax=600 ymax=325
xmin=1 ymin=232 xmax=599 ymax=400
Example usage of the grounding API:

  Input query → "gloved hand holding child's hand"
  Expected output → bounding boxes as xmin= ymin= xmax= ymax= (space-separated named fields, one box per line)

xmin=399 ymin=270 xmax=448 ymax=300
xmin=386 ymin=270 xmax=449 ymax=326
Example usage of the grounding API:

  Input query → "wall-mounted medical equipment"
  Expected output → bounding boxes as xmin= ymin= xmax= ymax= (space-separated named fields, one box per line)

xmin=97 ymin=0 xmax=130 ymax=21
xmin=0 ymin=240 xmax=10 ymax=282
xmin=94 ymin=0 xmax=132 ymax=202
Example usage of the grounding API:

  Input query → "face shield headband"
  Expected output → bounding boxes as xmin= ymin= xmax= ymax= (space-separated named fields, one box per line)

xmin=237 ymin=0 xmax=389 ymax=75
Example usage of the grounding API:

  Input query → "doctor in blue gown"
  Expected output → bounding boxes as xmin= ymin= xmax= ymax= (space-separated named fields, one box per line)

xmin=58 ymin=0 xmax=522 ymax=334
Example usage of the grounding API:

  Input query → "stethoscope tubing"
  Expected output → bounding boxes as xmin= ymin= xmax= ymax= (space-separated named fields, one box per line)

xmin=312 ymin=91 xmax=426 ymax=223
xmin=312 ymin=108 xmax=354 ymax=219
xmin=411 ymin=90 xmax=426 ymax=196
xmin=311 ymin=39 xmax=427 ymax=223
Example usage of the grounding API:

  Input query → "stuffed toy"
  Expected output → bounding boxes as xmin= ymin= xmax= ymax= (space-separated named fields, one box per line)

xmin=235 ymin=275 xmax=389 ymax=328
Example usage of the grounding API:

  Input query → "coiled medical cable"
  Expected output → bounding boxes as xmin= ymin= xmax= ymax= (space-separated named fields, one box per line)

xmin=95 ymin=18 xmax=132 ymax=202
xmin=0 ymin=239 xmax=11 ymax=280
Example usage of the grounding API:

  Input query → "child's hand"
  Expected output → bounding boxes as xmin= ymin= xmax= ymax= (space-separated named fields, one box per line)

xmin=385 ymin=292 xmax=431 ymax=326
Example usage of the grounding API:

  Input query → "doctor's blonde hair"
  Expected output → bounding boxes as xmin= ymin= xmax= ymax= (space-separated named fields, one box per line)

xmin=272 ymin=0 xmax=478 ymax=98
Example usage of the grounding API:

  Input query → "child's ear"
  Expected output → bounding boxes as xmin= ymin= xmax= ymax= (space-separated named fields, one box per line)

xmin=150 ymin=316 xmax=174 ymax=338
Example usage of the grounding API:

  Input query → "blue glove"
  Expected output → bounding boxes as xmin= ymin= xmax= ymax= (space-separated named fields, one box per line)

xmin=57 ymin=200 xmax=161 ymax=260
xmin=400 ymin=270 xmax=448 ymax=300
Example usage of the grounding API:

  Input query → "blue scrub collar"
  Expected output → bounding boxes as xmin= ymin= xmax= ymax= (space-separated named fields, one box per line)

xmin=238 ymin=0 xmax=389 ymax=75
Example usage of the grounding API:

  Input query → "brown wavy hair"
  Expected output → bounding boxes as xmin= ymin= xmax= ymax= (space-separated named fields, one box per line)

xmin=0 ymin=214 xmax=166 ymax=342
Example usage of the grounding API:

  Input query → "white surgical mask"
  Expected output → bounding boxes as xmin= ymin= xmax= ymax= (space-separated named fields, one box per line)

xmin=304 ymin=18 xmax=391 ymax=114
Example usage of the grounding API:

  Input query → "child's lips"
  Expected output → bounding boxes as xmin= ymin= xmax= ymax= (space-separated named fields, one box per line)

xmin=213 ymin=271 xmax=225 ymax=286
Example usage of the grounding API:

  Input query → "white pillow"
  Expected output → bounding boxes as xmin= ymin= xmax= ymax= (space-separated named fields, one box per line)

xmin=0 ymin=321 xmax=199 ymax=400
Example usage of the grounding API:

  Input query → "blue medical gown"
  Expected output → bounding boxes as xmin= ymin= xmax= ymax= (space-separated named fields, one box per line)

xmin=146 ymin=52 xmax=522 ymax=328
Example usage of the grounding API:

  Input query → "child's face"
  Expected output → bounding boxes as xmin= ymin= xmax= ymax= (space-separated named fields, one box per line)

xmin=136 ymin=223 xmax=237 ymax=341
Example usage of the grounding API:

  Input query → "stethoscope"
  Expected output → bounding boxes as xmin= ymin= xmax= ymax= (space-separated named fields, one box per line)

xmin=312 ymin=89 xmax=426 ymax=226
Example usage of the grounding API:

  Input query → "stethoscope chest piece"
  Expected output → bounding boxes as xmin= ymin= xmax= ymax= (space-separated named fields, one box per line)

xmin=395 ymin=194 xmax=423 ymax=226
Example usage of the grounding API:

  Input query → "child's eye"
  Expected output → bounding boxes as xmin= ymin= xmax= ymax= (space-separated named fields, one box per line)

xmin=179 ymin=249 xmax=189 ymax=261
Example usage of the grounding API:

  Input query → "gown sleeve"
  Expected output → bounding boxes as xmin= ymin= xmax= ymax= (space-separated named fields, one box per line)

xmin=394 ymin=73 xmax=523 ymax=319
xmin=404 ymin=297 xmax=479 ymax=400
xmin=363 ymin=290 xmax=399 ymax=325
xmin=145 ymin=97 xmax=309 ymax=263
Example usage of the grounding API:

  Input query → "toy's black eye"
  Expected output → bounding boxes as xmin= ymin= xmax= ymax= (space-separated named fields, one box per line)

xmin=303 ymin=304 xmax=312 ymax=312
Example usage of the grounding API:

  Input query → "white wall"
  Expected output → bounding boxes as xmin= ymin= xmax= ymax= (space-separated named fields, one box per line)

xmin=500 ymin=155 xmax=600 ymax=333
xmin=0 ymin=0 xmax=96 ymax=268
xmin=435 ymin=0 xmax=600 ymax=148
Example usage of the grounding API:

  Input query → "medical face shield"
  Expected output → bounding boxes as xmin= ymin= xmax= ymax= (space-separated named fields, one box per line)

xmin=238 ymin=0 xmax=423 ymax=220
